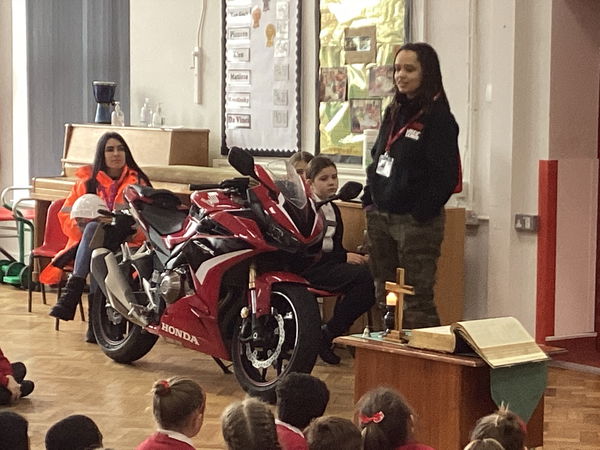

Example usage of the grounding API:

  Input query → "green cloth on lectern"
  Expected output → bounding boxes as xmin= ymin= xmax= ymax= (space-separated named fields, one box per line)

xmin=490 ymin=361 xmax=547 ymax=422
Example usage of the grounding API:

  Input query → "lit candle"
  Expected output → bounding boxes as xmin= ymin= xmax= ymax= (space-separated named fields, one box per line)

xmin=386 ymin=291 xmax=397 ymax=306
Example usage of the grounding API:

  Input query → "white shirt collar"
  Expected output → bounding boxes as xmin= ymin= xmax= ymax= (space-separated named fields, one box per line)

xmin=275 ymin=418 xmax=305 ymax=437
xmin=156 ymin=428 xmax=195 ymax=447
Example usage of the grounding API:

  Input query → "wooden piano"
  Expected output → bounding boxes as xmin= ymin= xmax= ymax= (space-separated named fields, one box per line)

xmin=31 ymin=123 xmax=238 ymax=248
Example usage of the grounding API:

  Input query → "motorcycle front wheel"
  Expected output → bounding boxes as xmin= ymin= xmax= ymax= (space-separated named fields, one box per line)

xmin=91 ymin=265 xmax=158 ymax=364
xmin=231 ymin=283 xmax=321 ymax=403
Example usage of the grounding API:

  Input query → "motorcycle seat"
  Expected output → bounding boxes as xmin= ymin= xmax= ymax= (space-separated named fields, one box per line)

xmin=141 ymin=204 xmax=188 ymax=235
xmin=130 ymin=185 xmax=183 ymax=209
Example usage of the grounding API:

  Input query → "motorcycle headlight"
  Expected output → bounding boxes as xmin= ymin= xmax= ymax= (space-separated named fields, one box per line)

xmin=265 ymin=222 xmax=300 ymax=251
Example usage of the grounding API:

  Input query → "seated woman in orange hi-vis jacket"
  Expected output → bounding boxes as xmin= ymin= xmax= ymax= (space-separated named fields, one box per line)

xmin=43 ymin=132 xmax=151 ymax=342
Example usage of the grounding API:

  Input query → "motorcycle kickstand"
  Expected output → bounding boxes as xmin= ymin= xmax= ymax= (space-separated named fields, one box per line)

xmin=212 ymin=357 xmax=232 ymax=374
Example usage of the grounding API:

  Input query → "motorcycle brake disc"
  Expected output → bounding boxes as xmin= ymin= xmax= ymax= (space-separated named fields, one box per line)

xmin=245 ymin=313 xmax=285 ymax=369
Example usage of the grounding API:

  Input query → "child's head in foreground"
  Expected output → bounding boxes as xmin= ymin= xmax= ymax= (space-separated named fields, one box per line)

xmin=221 ymin=397 xmax=281 ymax=450
xmin=152 ymin=377 xmax=206 ymax=437
xmin=275 ymin=372 xmax=330 ymax=429
xmin=304 ymin=415 xmax=362 ymax=450
xmin=356 ymin=386 xmax=415 ymax=450
xmin=469 ymin=405 xmax=526 ymax=450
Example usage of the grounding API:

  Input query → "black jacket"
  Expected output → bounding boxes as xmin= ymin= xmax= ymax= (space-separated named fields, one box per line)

xmin=362 ymin=99 xmax=459 ymax=222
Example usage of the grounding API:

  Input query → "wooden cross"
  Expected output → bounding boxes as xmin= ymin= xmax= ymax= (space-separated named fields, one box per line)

xmin=383 ymin=268 xmax=414 ymax=341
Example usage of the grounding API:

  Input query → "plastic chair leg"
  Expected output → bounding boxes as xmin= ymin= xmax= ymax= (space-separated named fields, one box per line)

xmin=27 ymin=258 xmax=34 ymax=312
xmin=79 ymin=299 xmax=85 ymax=322
xmin=41 ymin=282 xmax=47 ymax=305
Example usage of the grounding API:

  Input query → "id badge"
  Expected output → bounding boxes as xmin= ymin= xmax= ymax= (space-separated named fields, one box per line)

xmin=376 ymin=153 xmax=394 ymax=178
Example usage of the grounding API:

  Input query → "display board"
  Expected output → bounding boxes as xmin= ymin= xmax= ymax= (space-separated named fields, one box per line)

xmin=318 ymin=0 xmax=407 ymax=163
xmin=222 ymin=0 xmax=301 ymax=156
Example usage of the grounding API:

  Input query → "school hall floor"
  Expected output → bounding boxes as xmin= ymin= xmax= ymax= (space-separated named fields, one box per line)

xmin=0 ymin=284 xmax=599 ymax=449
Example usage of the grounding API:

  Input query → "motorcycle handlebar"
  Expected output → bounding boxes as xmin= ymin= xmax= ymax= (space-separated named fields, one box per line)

xmin=189 ymin=178 xmax=250 ymax=193
xmin=189 ymin=183 xmax=222 ymax=191
xmin=97 ymin=209 xmax=116 ymax=217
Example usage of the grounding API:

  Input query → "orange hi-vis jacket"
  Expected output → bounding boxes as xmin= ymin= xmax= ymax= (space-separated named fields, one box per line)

xmin=39 ymin=165 xmax=147 ymax=285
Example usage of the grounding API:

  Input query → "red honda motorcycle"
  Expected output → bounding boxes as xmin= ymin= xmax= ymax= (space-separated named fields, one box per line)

xmin=89 ymin=147 xmax=362 ymax=401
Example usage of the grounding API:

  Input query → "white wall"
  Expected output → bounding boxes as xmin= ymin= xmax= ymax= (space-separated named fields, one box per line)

xmin=1 ymin=0 xmax=13 ymax=189
xmin=130 ymin=0 xmax=600 ymax=336
xmin=130 ymin=0 xmax=318 ymax=160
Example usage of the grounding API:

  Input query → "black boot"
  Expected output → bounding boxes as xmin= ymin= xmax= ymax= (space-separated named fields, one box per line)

xmin=49 ymin=276 xmax=85 ymax=321
xmin=19 ymin=380 xmax=34 ymax=398
xmin=319 ymin=325 xmax=341 ymax=365
xmin=85 ymin=294 xmax=96 ymax=344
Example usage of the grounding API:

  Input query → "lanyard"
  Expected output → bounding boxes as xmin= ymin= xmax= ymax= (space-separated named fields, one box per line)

xmin=385 ymin=110 xmax=424 ymax=153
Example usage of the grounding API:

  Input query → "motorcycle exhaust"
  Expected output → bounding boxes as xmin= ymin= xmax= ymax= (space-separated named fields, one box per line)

xmin=90 ymin=248 xmax=149 ymax=328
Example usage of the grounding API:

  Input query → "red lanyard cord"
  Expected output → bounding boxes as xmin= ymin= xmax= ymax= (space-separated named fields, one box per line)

xmin=384 ymin=110 xmax=424 ymax=153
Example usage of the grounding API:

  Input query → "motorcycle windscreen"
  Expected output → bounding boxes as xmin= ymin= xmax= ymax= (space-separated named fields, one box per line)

xmin=264 ymin=160 xmax=318 ymax=238
xmin=265 ymin=159 xmax=308 ymax=210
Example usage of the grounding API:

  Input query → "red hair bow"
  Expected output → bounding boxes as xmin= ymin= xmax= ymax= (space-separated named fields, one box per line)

xmin=359 ymin=411 xmax=385 ymax=424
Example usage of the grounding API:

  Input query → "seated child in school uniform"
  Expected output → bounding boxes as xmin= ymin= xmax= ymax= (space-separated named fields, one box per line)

xmin=302 ymin=156 xmax=375 ymax=364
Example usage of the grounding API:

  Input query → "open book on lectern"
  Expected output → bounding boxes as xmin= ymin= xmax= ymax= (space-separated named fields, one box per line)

xmin=407 ymin=316 xmax=549 ymax=368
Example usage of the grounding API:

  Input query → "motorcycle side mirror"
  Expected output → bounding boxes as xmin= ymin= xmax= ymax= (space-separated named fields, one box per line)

xmin=315 ymin=181 xmax=364 ymax=209
xmin=228 ymin=147 xmax=257 ymax=178
xmin=337 ymin=181 xmax=363 ymax=202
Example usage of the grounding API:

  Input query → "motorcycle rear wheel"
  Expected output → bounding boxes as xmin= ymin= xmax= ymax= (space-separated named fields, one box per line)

xmin=91 ymin=269 xmax=158 ymax=364
xmin=231 ymin=283 xmax=321 ymax=403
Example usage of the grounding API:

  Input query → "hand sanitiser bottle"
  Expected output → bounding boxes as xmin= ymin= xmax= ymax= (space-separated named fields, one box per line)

xmin=151 ymin=103 xmax=164 ymax=127
xmin=140 ymin=98 xmax=152 ymax=127
xmin=111 ymin=101 xmax=125 ymax=126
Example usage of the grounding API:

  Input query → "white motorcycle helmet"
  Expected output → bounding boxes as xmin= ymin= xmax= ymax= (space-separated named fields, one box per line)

xmin=70 ymin=194 xmax=109 ymax=220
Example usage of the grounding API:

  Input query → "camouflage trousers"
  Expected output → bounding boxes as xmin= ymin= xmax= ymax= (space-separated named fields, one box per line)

xmin=366 ymin=210 xmax=445 ymax=329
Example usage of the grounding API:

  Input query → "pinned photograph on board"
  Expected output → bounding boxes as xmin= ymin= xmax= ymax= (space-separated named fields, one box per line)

xmin=226 ymin=92 xmax=251 ymax=108
xmin=273 ymin=110 xmax=288 ymax=128
xmin=368 ymin=65 xmax=395 ymax=97
xmin=227 ymin=69 xmax=251 ymax=85
xmin=227 ymin=27 xmax=251 ymax=41
xmin=274 ymin=64 xmax=289 ymax=81
xmin=273 ymin=89 xmax=288 ymax=106
xmin=276 ymin=1 xmax=289 ymax=19
xmin=344 ymin=26 xmax=377 ymax=64
xmin=227 ymin=6 xmax=252 ymax=25
xmin=319 ymin=67 xmax=347 ymax=102
xmin=227 ymin=113 xmax=251 ymax=129
xmin=274 ymin=39 xmax=289 ymax=57
xmin=262 ymin=0 xmax=271 ymax=12
xmin=350 ymin=98 xmax=382 ymax=134
xmin=227 ymin=47 xmax=251 ymax=62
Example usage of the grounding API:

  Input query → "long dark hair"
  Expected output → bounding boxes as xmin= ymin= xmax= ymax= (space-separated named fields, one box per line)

xmin=388 ymin=42 xmax=449 ymax=123
xmin=85 ymin=132 xmax=152 ymax=193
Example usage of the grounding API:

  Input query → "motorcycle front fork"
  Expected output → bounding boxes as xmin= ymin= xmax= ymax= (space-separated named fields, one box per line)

xmin=239 ymin=263 xmax=269 ymax=347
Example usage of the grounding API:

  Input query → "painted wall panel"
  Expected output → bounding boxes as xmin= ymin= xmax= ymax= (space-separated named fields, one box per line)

xmin=554 ymin=158 xmax=598 ymax=337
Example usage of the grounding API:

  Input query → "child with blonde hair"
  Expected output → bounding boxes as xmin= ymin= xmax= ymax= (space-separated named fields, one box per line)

xmin=221 ymin=397 xmax=281 ymax=450
xmin=136 ymin=377 xmax=206 ymax=450
xmin=356 ymin=387 xmax=434 ymax=450
xmin=469 ymin=406 xmax=526 ymax=450
xmin=289 ymin=151 xmax=314 ymax=180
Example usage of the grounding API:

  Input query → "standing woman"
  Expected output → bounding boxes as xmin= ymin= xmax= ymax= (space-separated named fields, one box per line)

xmin=362 ymin=43 xmax=459 ymax=329
xmin=43 ymin=132 xmax=151 ymax=337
